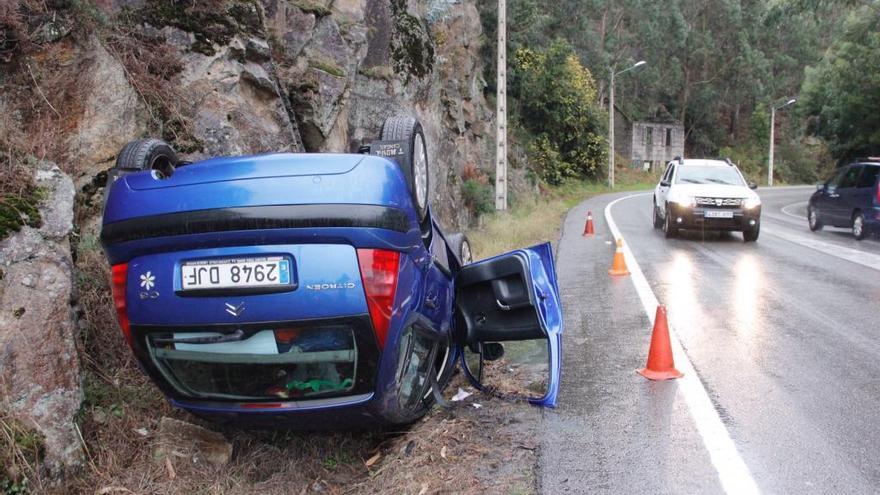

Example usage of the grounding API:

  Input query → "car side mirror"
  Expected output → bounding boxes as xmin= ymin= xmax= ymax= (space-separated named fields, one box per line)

xmin=660 ymin=180 xmax=670 ymax=187
xmin=748 ymin=182 xmax=758 ymax=190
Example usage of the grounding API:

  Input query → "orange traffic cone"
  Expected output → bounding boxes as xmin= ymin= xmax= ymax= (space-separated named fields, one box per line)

xmin=637 ymin=305 xmax=683 ymax=380
xmin=608 ymin=239 xmax=630 ymax=276
xmin=583 ymin=211 xmax=595 ymax=236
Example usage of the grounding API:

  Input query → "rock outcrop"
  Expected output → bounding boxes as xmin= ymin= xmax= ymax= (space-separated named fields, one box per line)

xmin=67 ymin=36 xmax=146 ymax=181
xmin=0 ymin=162 xmax=83 ymax=477
xmin=73 ymin=0 xmax=495 ymax=228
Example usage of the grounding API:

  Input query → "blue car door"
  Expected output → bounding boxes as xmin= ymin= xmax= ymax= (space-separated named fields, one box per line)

xmin=832 ymin=165 xmax=861 ymax=226
xmin=453 ymin=242 xmax=562 ymax=407
xmin=852 ymin=165 xmax=879 ymax=214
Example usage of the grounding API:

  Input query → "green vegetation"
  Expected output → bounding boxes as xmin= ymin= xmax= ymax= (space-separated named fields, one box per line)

xmin=0 ymin=191 xmax=42 ymax=240
xmin=308 ymin=58 xmax=346 ymax=78
xmin=800 ymin=5 xmax=880 ymax=163
xmin=0 ymin=416 xmax=44 ymax=494
xmin=389 ymin=0 xmax=435 ymax=81
xmin=461 ymin=178 xmax=495 ymax=216
xmin=479 ymin=0 xmax=880 ymax=184
xmin=513 ymin=41 xmax=607 ymax=184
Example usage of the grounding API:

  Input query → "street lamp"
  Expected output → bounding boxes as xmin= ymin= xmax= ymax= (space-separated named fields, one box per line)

xmin=768 ymin=98 xmax=796 ymax=187
xmin=609 ymin=61 xmax=647 ymax=188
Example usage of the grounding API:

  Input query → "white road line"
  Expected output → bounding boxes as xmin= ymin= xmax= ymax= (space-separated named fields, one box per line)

xmin=780 ymin=201 xmax=807 ymax=220
xmin=762 ymin=225 xmax=880 ymax=271
xmin=605 ymin=193 xmax=761 ymax=495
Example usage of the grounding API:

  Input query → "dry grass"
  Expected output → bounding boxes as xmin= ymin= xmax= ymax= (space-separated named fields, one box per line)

xmin=468 ymin=167 xmax=659 ymax=259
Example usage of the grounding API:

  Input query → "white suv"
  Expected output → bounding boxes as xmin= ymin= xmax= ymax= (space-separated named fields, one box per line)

xmin=653 ymin=158 xmax=762 ymax=242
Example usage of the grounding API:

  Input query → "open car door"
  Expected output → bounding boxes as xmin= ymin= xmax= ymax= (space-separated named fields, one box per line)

xmin=454 ymin=242 xmax=562 ymax=407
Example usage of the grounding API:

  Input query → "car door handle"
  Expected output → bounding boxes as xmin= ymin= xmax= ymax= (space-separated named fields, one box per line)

xmin=496 ymin=299 xmax=512 ymax=311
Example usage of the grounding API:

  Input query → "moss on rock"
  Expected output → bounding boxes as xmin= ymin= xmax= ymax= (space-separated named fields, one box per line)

xmin=0 ymin=188 xmax=44 ymax=241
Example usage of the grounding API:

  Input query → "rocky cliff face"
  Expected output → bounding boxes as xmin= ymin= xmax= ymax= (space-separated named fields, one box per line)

xmin=63 ymin=0 xmax=495 ymax=228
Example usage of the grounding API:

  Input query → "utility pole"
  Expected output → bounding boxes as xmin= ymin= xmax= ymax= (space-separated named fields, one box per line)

xmin=495 ymin=0 xmax=507 ymax=210
xmin=608 ymin=68 xmax=615 ymax=188
xmin=769 ymin=98 xmax=796 ymax=187
xmin=768 ymin=107 xmax=775 ymax=187
xmin=608 ymin=61 xmax=646 ymax=189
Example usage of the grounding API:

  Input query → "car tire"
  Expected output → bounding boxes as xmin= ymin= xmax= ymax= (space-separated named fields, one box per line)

xmin=743 ymin=221 xmax=760 ymax=242
xmin=381 ymin=116 xmax=430 ymax=223
xmin=383 ymin=328 xmax=455 ymax=425
xmin=652 ymin=202 xmax=663 ymax=229
xmin=852 ymin=212 xmax=866 ymax=240
xmin=808 ymin=206 xmax=823 ymax=231
xmin=663 ymin=205 xmax=678 ymax=239
xmin=447 ymin=233 xmax=473 ymax=266
xmin=103 ymin=139 xmax=179 ymax=207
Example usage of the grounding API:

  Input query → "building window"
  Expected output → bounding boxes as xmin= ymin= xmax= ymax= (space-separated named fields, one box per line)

xmin=666 ymin=128 xmax=672 ymax=147
xmin=646 ymin=127 xmax=653 ymax=146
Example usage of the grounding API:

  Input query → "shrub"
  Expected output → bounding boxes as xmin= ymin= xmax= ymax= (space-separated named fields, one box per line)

xmin=512 ymin=40 xmax=607 ymax=181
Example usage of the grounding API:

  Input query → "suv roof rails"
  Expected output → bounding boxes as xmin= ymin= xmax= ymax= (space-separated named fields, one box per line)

xmin=724 ymin=157 xmax=734 ymax=166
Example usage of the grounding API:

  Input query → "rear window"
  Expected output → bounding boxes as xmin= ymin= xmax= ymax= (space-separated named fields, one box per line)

xmin=675 ymin=165 xmax=745 ymax=186
xmin=839 ymin=166 xmax=862 ymax=188
xmin=857 ymin=165 xmax=880 ymax=188
xmin=148 ymin=325 xmax=359 ymax=400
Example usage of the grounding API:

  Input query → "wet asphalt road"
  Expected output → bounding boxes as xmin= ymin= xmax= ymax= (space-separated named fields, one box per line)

xmin=537 ymin=186 xmax=880 ymax=494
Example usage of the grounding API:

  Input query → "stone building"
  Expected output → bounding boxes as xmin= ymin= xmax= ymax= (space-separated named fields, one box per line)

xmin=614 ymin=106 xmax=685 ymax=170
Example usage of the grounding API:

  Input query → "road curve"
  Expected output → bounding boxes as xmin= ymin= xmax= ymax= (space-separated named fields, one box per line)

xmin=538 ymin=186 xmax=880 ymax=494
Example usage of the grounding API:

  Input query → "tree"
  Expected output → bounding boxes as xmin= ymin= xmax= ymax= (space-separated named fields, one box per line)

xmin=800 ymin=5 xmax=880 ymax=162
xmin=512 ymin=40 xmax=607 ymax=184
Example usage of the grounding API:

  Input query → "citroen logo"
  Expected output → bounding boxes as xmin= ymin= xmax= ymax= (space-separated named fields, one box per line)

xmin=225 ymin=302 xmax=246 ymax=317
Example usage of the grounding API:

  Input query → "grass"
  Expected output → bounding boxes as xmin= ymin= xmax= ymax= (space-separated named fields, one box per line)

xmin=468 ymin=167 xmax=659 ymax=259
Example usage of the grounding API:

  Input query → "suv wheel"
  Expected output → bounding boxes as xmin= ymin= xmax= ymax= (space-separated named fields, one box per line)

xmin=743 ymin=221 xmax=760 ymax=242
xmin=852 ymin=212 xmax=866 ymax=240
xmin=808 ymin=207 xmax=823 ymax=231
xmin=663 ymin=205 xmax=677 ymax=239
xmin=652 ymin=201 xmax=663 ymax=229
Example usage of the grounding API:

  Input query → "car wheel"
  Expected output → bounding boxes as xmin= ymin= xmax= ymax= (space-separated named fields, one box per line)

xmin=104 ymin=139 xmax=179 ymax=208
xmin=743 ymin=221 xmax=760 ymax=242
xmin=808 ymin=206 xmax=823 ymax=231
xmin=447 ymin=233 xmax=473 ymax=266
xmin=652 ymin=202 xmax=663 ymax=229
xmin=381 ymin=116 xmax=430 ymax=223
xmin=852 ymin=212 xmax=866 ymax=240
xmin=384 ymin=327 xmax=453 ymax=425
xmin=663 ymin=205 xmax=677 ymax=239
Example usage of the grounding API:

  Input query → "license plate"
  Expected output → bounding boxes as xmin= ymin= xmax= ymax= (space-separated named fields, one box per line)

xmin=704 ymin=210 xmax=734 ymax=219
xmin=181 ymin=256 xmax=291 ymax=291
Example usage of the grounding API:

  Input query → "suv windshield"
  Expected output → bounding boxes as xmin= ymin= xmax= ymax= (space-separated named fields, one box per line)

xmin=676 ymin=165 xmax=745 ymax=186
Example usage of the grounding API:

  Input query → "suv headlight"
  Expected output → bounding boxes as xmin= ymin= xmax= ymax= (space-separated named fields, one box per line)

xmin=743 ymin=197 xmax=761 ymax=209
xmin=673 ymin=196 xmax=696 ymax=208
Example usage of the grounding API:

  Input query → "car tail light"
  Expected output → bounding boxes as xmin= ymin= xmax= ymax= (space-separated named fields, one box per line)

xmin=111 ymin=263 xmax=133 ymax=348
xmin=356 ymin=249 xmax=400 ymax=349
xmin=876 ymin=183 xmax=880 ymax=204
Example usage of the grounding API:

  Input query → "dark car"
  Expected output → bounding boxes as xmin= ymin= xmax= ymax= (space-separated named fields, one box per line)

xmin=808 ymin=159 xmax=880 ymax=240
xmin=100 ymin=116 xmax=563 ymax=429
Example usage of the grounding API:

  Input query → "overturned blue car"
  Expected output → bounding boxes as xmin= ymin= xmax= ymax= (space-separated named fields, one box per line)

xmin=100 ymin=116 xmax=562 ymax=428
